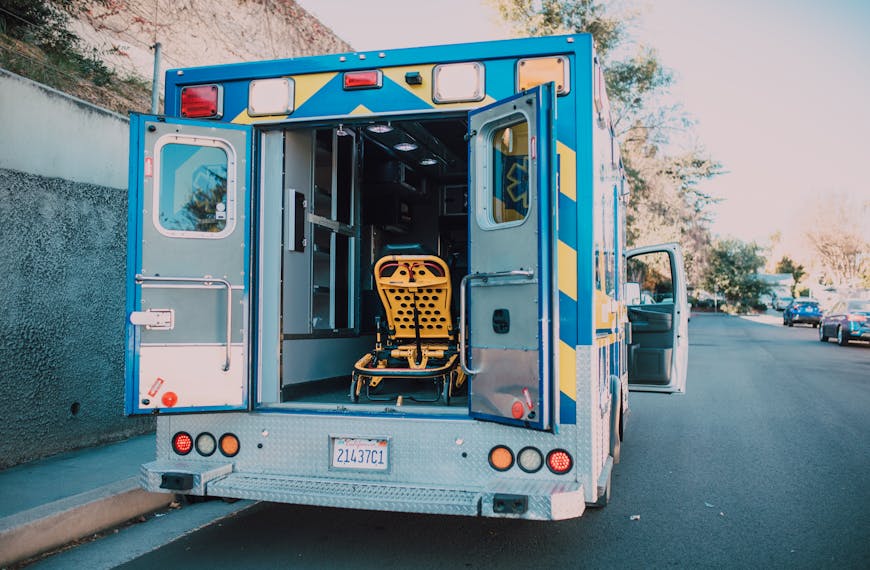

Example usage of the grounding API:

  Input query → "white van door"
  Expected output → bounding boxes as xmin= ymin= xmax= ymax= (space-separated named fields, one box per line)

xmin=625 ymin=243 xmax=688 ymax=393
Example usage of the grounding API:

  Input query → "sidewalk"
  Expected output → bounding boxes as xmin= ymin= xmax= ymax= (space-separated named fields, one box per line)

xmin=0 ymin=434 xmax=173 ymax=567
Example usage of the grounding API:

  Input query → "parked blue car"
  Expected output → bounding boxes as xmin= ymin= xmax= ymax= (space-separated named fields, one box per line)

xmin=783 ymin=299 xmax=822 ymax=327
xmin=819 ymin=299 xmax=870 ymax=345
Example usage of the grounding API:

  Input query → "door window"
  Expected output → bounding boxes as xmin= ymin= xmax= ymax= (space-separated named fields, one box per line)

xmin=490 ymin=119 xmax=530 ymax=225
xmin=627 ymin=251 xmax=674 ymax=304
xmin=154 ymin=137 xmax=236 ymax=238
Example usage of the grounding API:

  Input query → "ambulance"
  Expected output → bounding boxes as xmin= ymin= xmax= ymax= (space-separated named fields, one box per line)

xmin=125 ymin=33 xmax=688 ymax=520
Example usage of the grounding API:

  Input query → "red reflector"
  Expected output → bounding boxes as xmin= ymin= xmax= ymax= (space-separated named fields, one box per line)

xmin=181 ymin=84 xmax=221 ymax=118
xmin=546 ymin=449 xmax=573 ymax=474
xmin=343 ymin=70 xmax=382 ymax=90
xmin=172 ymin=432 xmax=193 ymax=455
xmin=511 ymin=400 xmax=524 ymax=419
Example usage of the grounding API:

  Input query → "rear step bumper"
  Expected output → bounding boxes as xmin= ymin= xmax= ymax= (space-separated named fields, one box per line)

xmin=141 ymin=461 xmax=584 ymax=520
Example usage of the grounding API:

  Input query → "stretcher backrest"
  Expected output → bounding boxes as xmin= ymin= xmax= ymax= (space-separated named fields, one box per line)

xmin=374 ymin=255 xmax=452 ymax=340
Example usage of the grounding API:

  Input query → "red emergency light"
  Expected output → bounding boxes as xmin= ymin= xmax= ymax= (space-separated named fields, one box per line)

xmin=343 ymin=70 xmax=383 ymax=90
xmin=180 ymin=84 xmax=223 ymax=118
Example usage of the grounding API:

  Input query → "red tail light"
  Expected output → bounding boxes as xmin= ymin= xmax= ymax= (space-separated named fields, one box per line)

xmin=847 ymin=314 xmax=867 ymax=322
xmin=546 ymin=449 xmax=573 ymax=474
xmin=172 ymin=431 xmax=193 ymax=455
xmin=181 ymin=84 xmax=222 ymax=118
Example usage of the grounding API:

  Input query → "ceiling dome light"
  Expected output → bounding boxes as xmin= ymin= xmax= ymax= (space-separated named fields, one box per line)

xmin=419 ymin=157 xmax=438 ymax=166
xmin=394 ymin=142 xmax=418 ymax=152
xmin=366 ymin=124 xmax=393 ymax=134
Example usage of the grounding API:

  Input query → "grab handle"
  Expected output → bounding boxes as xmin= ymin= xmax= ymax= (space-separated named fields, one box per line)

xmin=135 ymin=274 xmax=234 ymax=371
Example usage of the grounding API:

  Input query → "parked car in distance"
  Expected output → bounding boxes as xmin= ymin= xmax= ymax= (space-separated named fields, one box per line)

xmin=773 ymin=296 xmax=793 ymax=311
xmin=819 ymin=299 xmax=870 ymax=346
xmin=783 ymin=298 xmax=822 ymax=327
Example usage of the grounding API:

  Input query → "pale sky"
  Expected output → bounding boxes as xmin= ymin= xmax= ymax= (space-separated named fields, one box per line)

xmin=297 ymin=0 xmax=870 ymax=259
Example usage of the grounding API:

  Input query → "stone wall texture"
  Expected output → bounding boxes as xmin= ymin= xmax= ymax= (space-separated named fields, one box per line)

xmin=0 ymin=168 xmax=153 ymax=468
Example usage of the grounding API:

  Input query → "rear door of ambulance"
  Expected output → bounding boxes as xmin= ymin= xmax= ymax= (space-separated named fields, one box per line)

xmin=125 ymin=115 xmax=253 ymax=414
xmin=464 ymin=83 xmax=556 ymax=429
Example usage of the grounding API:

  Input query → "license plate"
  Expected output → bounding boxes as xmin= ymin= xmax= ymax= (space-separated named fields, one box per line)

xmin=331 ymin=437 xmax=389 ymax=471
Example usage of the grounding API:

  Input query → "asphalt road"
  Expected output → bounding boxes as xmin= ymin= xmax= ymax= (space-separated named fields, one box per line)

xmin=74 ymin=314 xmax=870 ymax=568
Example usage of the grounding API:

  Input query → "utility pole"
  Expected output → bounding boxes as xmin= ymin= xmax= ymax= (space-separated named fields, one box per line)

xmin=151 ymin=42 xmax=162 ymax=114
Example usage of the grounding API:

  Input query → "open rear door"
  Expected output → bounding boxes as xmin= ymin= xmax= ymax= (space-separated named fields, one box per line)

xmin=125 ymin=115 xmax=252 ymax=414
xmin=625 ymin=243 xmax=688 ymax=393
xmin=463 ymin=84 xmax=555 ymax=429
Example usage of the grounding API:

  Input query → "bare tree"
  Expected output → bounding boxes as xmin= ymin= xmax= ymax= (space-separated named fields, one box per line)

xmin=805 ymin=193 xmax=869 ymax=288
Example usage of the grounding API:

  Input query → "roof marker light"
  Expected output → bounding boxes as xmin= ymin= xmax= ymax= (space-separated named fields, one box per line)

xmin=343 ymin=70 xmax=382 ymax=90
xmin=180 ymin=84 xmax=223 ymax=119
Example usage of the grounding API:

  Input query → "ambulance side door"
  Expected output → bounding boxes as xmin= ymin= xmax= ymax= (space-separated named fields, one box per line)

xmin=625 ymin=243 xmax=688 ymax=393
xmin=464 ymin=84 xmax=556 ymax=430
xmin=125 ymin=115 xmax=253 ymax=414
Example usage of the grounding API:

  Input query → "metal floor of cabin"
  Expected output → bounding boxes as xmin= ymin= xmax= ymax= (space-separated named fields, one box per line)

xmin=282 ymin=376 xmax=469 ymax=407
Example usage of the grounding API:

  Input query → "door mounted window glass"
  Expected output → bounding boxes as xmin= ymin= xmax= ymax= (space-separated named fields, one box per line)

xmin=490 ymin=119 xmax=530 ymax=224
xmin=153 ymin=135 xmax=237 ymax=239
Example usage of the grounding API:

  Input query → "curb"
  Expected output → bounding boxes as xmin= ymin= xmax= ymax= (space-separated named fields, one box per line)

xmin=0 ymin=477 xmax=174 ymax=566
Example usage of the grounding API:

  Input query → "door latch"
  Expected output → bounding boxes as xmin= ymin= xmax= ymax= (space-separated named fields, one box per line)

xmin=130 ymin=309 xmax=175 ymax=330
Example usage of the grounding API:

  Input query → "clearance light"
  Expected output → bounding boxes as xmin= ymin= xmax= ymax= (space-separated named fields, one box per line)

xmin=180 ymin=84 xmax=223 ymax=119
xmin=248 ymin=78 xmax=295 ymax=116
xmin=219 ymin=433 xmax=240 ymax=457
xmin=488 ymin=445 xmax=514 ymax=471
xmin=195 ymin=432 xmax=216 ymax=456
xmin=517 ymin=447 xmax=544 ymax=473
xmin=517 ymin=56 xmax=570 ymax=95
xmin=172 ymin=432 xmax=193 ymax=455
xmin=546 ymin=449 xmax=573 ymax=474
xmin=432 ymin=62 xmax=485 ymax=103
xmin=343 ymin=70 xmax=383 ymax=90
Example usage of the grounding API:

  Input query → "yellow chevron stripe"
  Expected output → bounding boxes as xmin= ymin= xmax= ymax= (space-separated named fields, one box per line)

xmin=293 ymin=72 xmax=339 ymax=108
xmin=557 ymin=141 xmax=576 ymax=201
xmin=350 ymin=104 xmax=372 ymax=116
xmin=557 ymin=240 xmax=577 ymax=301
xmin=559 ymin=341 xmax=576 ymax=401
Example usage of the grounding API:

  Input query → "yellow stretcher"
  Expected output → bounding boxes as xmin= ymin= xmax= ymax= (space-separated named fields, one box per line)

xmin=351 ymin=254 xmax=466 ymax=403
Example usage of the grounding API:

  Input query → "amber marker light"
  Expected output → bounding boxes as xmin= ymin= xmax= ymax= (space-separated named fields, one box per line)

xmin=219 ymin=433 xmax=240 ymax=457
xmin=488 ymin=445 xmax=514 ymax=471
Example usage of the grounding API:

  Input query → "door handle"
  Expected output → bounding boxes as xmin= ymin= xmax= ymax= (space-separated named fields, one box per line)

xmin=459 ymin=270 xmax=534 ymax=375
xmin=135 ymin=274 xmax=234 ymax=371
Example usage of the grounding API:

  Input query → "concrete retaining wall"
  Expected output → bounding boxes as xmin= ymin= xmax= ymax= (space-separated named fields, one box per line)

xmin=0 ymin=70 xmax=153 ymax=468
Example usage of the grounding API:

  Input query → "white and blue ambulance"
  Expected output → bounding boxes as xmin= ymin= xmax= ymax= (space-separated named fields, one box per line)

xmin=125 ymin=33 xmax=688 ymax=520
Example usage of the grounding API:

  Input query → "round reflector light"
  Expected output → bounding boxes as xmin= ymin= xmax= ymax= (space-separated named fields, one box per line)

xmin=195 ymin=432 xmax=216 ymax=457
xmin=219 ymin=433 xmax=240 ymax=457
xmin=172 ymin=432 xmax=193 ymax=455
xmin=488 ymin=445 xmax=514 ymax=471
xmin=546 ymin=449 xmax=573 ymax=474
xmin=517 ymin=446 xmax=543 ymax=473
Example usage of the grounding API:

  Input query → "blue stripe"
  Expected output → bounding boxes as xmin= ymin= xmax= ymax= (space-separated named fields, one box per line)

xmin=559 ymin=292 xmax=578 ymax=347
xmin=560 ymin=391 xmax=577 ymax=425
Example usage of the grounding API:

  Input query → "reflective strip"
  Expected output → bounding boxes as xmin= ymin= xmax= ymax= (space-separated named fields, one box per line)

xmin=557 ymin=141 xmax=576 ymax=201
xmin=558 ymin=241 xmax=577 ymax=301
